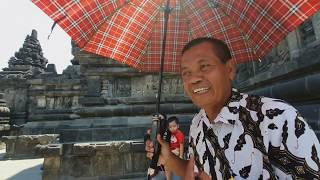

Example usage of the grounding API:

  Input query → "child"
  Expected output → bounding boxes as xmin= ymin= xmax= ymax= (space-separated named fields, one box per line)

xmin=166 ymin=116 xmax=185 ymax=180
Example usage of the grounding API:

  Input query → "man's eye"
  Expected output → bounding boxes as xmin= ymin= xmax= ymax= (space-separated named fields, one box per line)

xmin=182 ymin=71 xmax=191 ymax=77
xmin=200 ymin=64 xmax=210 ymax=70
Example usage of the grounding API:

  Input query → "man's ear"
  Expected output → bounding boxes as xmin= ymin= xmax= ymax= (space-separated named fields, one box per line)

xmin=226 ymin=59 xmax=237 ymax=80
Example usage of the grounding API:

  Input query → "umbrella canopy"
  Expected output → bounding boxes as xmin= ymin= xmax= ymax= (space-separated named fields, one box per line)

xmin=32 ymin=0 xmax=320 ymax=73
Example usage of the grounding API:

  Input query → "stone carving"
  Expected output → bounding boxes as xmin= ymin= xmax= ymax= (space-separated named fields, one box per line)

xmin=101 ymin=79 xmax=113 ymax=98
xmin=0 ymin=93 xmax=10 ymax=133
xmin=35 ymin=141 xmax=148 ymax=179
xmin=62 ymin=65 xmax=80 ymax=79
xmin=113 ymin=78 xmax=131 ymax=97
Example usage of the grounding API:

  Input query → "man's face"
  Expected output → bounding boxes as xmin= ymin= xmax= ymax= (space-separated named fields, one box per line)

xmin=180 ymin=42 xmax=235 ymax=110
xmin=168 ymin=121 xmax=179 ymax=133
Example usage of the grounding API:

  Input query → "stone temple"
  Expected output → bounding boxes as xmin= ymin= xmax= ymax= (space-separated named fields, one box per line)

xmin=0 ymin=11 xmax=320 ymax=179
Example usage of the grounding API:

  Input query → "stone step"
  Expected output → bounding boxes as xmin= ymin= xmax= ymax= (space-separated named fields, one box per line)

xmin=21 ymin=114 xmax=194 ymax=142
xmin=79 ymin=96 xmax=193 ymax=106
xmin=75 ymin=103 xmax=199 ymax=118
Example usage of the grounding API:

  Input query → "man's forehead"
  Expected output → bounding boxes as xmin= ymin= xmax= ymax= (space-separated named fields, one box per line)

xmin=180 ymin=42 xmax=224 ymax=66
xmin=182 ymin=42 xmax=217 ymax=57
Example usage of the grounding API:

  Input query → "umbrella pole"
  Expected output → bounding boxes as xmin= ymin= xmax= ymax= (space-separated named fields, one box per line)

xmin=148 ymin=0 xmax=171 ymax=178
xmin=156 ymin=0 xmax=171 ymax=114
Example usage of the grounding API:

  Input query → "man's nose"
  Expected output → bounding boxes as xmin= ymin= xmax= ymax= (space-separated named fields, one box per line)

xmin=190 ymin=74 xmax=203 ymax=84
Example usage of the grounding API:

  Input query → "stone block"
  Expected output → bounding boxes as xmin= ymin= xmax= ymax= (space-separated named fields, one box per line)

xmin=92 ymin=152 xmax=112 ymax=176
xmin=36 ymin=141 xmax=149 ymax=179
xmin=78 ymin=97 xmax=105 ymax=106
xmin=111 ymin=128 xmax=129 ymax=140
xmin=132 ymin=153 xmax=149 ymax=172
xmin=60 ymin=129 xmax=78 ymax=143
xmin=70 ymin=156 xmax=93 ymax=177
xmin=35 ymin=144 xmax=62 ymax=157
xmin=1 ymin=134 xmax=59 ymax=158
xmin=130 ymin=106 xmax=145 ymax=115
xmin=109 ymin=152 xmax=124 ymax=175
xmin=43 ymin=156 xmax=61 ymax=170
xmin=92 ymin=128 xmax=111 ymax=141
xmin=73 ymin=144 xmax=96 ymax=156
xmin=130 ymin=142 xmax=145 ymax=152
xmin=87 ymin=79 xmax=101 ymax=97
xmin=128 ymin=127 xmax=145 ymax=140
xmin=62 ymin=143 xmax=74 ymax=155
xmin=76 ymin=129 xmax=93 ymax=142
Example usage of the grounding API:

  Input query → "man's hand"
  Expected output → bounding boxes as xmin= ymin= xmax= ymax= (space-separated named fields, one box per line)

xmin=145 ymin=134 xmax=171 ymax=166
xmin=145 ymin=139 xmax=155 ymax=159
xmin=184 ymin=156 xmax=211 ymax=180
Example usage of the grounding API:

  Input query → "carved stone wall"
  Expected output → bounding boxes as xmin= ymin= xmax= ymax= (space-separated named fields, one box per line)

xmin=36 ymin=141 xmax=148 ymax=179
xmin=234 ymin=11 xmax=320 ymax=138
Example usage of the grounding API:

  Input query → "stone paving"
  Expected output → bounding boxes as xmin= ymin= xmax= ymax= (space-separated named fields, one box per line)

xmin=0 ymin=148 xmax=43 ymax=180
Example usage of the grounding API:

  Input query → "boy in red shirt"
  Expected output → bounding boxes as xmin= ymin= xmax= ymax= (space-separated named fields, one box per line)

xmin=166 ymin=116 xmax=185 ymax=180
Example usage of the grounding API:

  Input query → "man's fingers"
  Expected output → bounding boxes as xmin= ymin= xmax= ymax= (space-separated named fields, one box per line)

xmin=145 ymin=140 xmax=154 ymax=152
xmin=198 ymin=172 xmax=211 ymax=180
xmin=146 ymin=152 xmax=154 ymax=159
xmin=184 ymin=156 xmax=195 ymax=180
xmin=145 ymin=140 xmax=153 ymax=146
xmin=145 ymin=147 xmax=154 ymax=153
xmin=156 ymin=134 xmax=165 ymax=146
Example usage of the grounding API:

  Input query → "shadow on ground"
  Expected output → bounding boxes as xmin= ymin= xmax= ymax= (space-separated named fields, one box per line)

xmin=7 ymin=164 xmax=42 ymax=180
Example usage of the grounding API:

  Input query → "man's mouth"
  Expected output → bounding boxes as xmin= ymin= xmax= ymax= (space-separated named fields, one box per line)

xmin=193 ymin=87 xmax=210 ymax=94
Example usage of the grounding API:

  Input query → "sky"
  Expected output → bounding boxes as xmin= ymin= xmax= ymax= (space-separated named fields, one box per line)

xmin=0 ymin=0 xmax=72 ymax=74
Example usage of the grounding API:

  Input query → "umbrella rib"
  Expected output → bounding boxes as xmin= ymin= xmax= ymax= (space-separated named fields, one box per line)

xmin=213 ymin=2 xmax=258 ymax=61
xmin=81 ymin=0 xmax=132 ymax=50
xmin=180 ymin=0 xmax=194 ymax=41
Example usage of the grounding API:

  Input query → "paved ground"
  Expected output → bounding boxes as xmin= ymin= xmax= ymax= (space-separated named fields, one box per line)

xmin=0 ymin=149 xmax=43 ymax=180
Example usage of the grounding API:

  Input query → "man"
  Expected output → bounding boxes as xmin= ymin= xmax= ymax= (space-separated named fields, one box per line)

xmin=146 ymin=37 xmax=320 ymax=179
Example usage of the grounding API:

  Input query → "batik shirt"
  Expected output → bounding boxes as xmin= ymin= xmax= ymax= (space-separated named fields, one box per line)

xmin=188 ymin=89 xmax=320 ymax=179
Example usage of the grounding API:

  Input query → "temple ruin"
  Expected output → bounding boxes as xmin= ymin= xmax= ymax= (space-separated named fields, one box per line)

xmin=0 ymin=11 xmax=320 ymax=179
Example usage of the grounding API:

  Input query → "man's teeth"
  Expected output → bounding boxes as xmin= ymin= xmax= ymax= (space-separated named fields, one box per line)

xmin=193 ymin=88 xmax=209 ymax=94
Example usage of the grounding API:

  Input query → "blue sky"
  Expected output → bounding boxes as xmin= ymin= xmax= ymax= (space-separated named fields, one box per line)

xmin=0 ymin=0 xmax=72 ymax=73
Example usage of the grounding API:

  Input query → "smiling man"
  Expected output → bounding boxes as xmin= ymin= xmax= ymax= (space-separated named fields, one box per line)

xmin=146 ymin=37 xmax=320 ymax=179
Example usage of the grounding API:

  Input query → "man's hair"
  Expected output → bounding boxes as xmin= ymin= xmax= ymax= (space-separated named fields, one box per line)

xmin=181 ymin=37 xmax=232 ymax=63
xmin=167 ymin=116 xmax=179 ymax=124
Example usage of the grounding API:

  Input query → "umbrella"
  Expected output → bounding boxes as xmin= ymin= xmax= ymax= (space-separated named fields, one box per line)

xmin=31 ymin=0 xmax=320 ymax=178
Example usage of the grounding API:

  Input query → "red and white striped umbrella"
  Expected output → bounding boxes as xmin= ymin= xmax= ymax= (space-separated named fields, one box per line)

xmin=32 ymin=0 xmax=320 ymax=73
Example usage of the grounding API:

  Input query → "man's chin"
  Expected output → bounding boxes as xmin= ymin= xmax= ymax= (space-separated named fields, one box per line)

xmin=192 ymin=101 xmax=209 ymax=109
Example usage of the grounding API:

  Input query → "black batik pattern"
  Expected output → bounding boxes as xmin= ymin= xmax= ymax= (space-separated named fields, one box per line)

xmin=228 ymin=106 xmax=239 ymax=114
xmin=203 ymin=122 xmax=234 ymax=179
xmin=295 ymin=115 xmax=305 ymax=139
xmin=223 ymin=133 xmax=232 ymax=150
xmin=268 ymin=143 xmax=320 ymax=179
xmin=268 ymin=123 xmax=278 ymax=130
xmin=238 ymin=107 xmax=266 ymax=153
xmin=266 ymin=108 xmax=285 ymax=119
xmin=234 ymin=133 xmax=246 ymax=151
xmin=267 ymin=119 xmax=320 ymax=178
xmin=311 ymin=145 xmax=320 ymax=171
xmin=245 ymin=95 xmax=263 ymax=112
xmin=189 ymin=89 xmax=320 ymax=179
xmin=239 ymin=165 xmax=251 ymax=179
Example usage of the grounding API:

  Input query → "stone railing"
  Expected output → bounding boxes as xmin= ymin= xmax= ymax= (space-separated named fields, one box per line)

xmin=1 ymin=134 xmax=59 ymax=158
xmin=36 ymin=141 xmax=148 ymax=180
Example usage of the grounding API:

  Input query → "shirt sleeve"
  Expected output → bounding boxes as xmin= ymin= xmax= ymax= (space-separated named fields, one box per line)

xmin=177 ymin=131 xmax=185 ymax=145
xmin=187 ymin=128 xmax=194 ymax=158
xmin=187 ymin=126 xmax=200 ymax=174
xmin=266 ymin=106 xmax=320 ymax=179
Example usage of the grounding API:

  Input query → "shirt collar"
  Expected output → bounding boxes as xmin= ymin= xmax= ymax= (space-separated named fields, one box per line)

xmin=201 ymin=88 xmax=242 ymax=126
